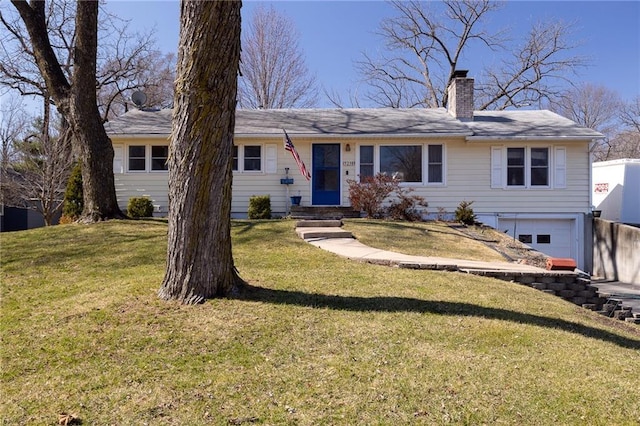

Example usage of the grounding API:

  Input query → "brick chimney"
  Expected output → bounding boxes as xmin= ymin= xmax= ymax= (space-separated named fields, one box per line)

xmin=447 ymin=70 xmax=474 ymax=121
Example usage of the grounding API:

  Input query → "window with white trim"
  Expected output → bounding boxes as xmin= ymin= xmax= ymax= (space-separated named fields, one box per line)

xmin=151 ymin=146 xmax=169 ymax=171
xmin=127 ymin=145 xmax=169 ymax=172
xmin=530 ymin=147 xmax=549 ymax=186
xmin=507 ymin=148 xmax=525 ymax=186
xmin=492 ymin=146 xmax=559 ymax=189
xmin=359 ymin=145 xmax=374 ymax=180
xmin=427 ymin=144 xmax=443 ymax=183
xmin=232 ymin=144 xmax=277 ymax=173
xmin=380 ymin=145 xmax=422 ymax=182
xmin=243 ymin=145 xmax=261 ymax=171
xmin=128 ymin=145 xmax=146 ymax=171
xmin=358 ymin=143 xmax=445 ymax=184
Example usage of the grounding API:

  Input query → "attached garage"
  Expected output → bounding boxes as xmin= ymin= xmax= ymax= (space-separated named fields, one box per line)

xmin=498 ymin=217 xmax=577 ymax=261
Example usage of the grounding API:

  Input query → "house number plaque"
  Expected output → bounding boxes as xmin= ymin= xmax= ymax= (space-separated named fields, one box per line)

xmin=343 ymin=161 xmax=355 ymax=166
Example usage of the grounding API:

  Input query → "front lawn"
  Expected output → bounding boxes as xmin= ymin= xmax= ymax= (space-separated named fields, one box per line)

xmin=1 ymin=220 xmax=639 ymax=425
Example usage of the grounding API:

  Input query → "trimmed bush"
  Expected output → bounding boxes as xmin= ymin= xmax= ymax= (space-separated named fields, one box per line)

xmin=348 ymin=173 xmax=427 ymax=220
xmin=455 ymin=200 xmax=477 ymax=225
xmin=348 ymin=174 xmax=397 ymax=218
xmin=248 ymin=195 xmax=271 ymax=219
xmin=127 ymin=197 xmax=154 ymax=218
xmin=62 ymin=161 xmax=83 ymax=219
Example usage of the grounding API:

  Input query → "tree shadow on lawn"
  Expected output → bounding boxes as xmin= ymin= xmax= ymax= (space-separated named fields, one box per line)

xmin=236 ymin=284 xmax=640 ymax=350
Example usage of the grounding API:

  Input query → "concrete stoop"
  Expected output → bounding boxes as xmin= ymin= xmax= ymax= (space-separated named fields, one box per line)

xmin=295 ymin=219 xmax=354 ymax=240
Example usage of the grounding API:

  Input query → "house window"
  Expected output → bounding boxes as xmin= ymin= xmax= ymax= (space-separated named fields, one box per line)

xmin=492 ymin=146 xmax=562 ymax=189
xmin=518 ymin=234 xmax=533 ymax=244
xmin=151 ymin=146 xmax=169 ymax=171
xmin=359 ymin=145 xmax=374 ymax=179
xmin=128 ymin=145 xmax=146 ymax=171
xmin=380 ymin=145 xmax=422 ymax=182
xmin=243 ymin=145 xmax=262 ymax=171
xmin=537 ymin=234 xmax=551 ymax=244
xmin=531 ymin=148 xmax=549 ymax=186
xmin=427 ymin=144 xmax=443 ymax=183
xmin=507 ymin=148 xmax=525 ymax=186
xmin=232 ymin=145 xmax=238 ymax=171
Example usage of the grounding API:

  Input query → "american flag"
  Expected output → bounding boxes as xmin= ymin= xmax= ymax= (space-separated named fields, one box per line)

xmin=283 ymin=130 xmax=311 ymax=181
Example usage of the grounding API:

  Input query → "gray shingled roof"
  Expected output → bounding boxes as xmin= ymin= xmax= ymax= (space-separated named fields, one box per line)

xmin=104 ymin=107 xmax=602 ymax=140
xmin=467 ymin=110 xmax=604 ymax=140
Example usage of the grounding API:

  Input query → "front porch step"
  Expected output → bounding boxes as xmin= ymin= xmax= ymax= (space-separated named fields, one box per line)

xmin=290 ymin=206 xmax=361 ymax=220
xmin=296 ymin=220 xmax=343 ymax=228
xmin=295 ymin=227 xmax=353 ymax=240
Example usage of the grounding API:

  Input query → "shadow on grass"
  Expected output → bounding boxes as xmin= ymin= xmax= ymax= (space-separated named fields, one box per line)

xmin=237 ymin=284 xmax=640 ymax=350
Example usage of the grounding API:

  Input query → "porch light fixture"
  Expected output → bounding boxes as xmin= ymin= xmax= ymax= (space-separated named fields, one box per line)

xmin=345 ymin=143 xmax=351 ymax=152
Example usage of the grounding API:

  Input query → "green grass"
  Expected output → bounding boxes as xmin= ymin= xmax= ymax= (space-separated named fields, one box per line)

xmin=2 ymin=219 xmax=640 ymax=425
xmin=342 ymin=219 xmax=507 ymax=262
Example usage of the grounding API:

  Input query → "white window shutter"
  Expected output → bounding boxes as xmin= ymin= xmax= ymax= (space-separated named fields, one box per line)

xmin=554 ymin=146 xmax=566 ymax=188
xmin=265 ymin=144 xmax=277 ymax=174
xmin=113 ymin=144 xmax=123 ymax=174
xmin=490 ymin=146 xmax=503 ymax=188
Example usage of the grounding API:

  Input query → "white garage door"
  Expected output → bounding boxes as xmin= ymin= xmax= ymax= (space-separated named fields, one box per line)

xmin=499 ymin=218 xmax=575 ymax=260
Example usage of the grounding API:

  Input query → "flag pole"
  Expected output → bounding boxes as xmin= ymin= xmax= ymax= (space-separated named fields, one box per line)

xmin=285 ymin=167 xmax=290 ymax=216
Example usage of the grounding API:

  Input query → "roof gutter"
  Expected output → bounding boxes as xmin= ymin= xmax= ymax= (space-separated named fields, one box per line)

xmin=466 ymin=136 xmax=603 ymax=142
xmin=236 ymin=132 xmax=473 ymax=139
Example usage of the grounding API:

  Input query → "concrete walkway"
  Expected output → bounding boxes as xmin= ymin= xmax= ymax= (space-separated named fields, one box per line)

xmin=295 ymin=222 xmax=549 ymax=274
xmin=296 ymin=220 xmax=640 ymax=321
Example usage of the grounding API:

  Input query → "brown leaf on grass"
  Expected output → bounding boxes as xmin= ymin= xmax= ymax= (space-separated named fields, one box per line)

xmin=58 ymin=412 xmax=81 ymax=425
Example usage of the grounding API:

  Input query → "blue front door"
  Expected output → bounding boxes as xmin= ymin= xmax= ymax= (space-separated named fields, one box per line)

xmin=312 ymin=144 xmax=340 ymax=205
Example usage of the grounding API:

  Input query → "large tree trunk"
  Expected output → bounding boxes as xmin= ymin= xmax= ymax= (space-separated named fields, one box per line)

xmin=158 ymin=0 xmax=244 ymax=304
xmin=70 ymin=1 xmax=122 ymax=222
xmin=11 ymin=0 xmax=123 ymax=222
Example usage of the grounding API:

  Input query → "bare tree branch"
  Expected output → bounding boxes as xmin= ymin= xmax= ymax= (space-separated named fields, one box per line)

xmin=357 ymin=0 xmax=587 ymax=110
xmin=238 ymin=4 xmax=318 ymax=109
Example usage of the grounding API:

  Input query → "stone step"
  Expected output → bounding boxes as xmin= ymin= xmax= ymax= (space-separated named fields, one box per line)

xmin=295 ymin=228 xmax=353 ymax=240
xmin=296 ymin=219 xmax=342 ymax=228
xmin=290 ymin=206 xmax=360 ymax=220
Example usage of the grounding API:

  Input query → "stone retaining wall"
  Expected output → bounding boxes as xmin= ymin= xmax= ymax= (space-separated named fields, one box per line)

xmin=462 ymin=269 xmax=638 ymax=323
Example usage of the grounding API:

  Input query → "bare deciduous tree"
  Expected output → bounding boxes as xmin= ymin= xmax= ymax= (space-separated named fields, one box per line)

xmin=159 ymin=0 xmax=244 ymax=304
xmin=611 ymin=96 xmax=640 ymax=159
xmin=0 ymin=96 xmax=26 ymax=172
xmin=550 ymin=83 xmax=622 ymax=160
xmin=9 ymin=0 xmax=123 ymax=222
xmin=356 ymin=0 xmax=587 ymax=110
xmin=6 ymin=111 xmax=73 ymax=225
xmin=1 ymin=95 xmax=27 ymax=207
xmin=1 ymin=1 xmax=174 ymax=121
xmin=99 ymin=50 xmax=176 ymax=119
xmin=239 ymin=4 xmax=318 ymax=109
xmin=550 ymin=84 xmax=640 ymax=161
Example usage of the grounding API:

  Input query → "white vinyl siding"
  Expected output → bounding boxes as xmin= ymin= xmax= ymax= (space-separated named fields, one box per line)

xmin=110 ymin=135 xmax=590 ymax=218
